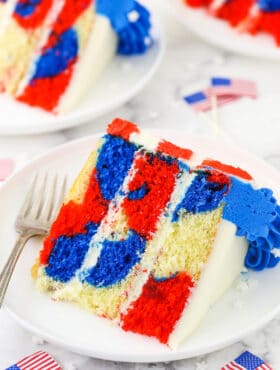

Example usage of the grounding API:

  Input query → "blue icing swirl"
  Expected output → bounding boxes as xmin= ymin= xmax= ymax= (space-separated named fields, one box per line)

xmin=172 ymin=172 xmax=229 ymax=221
xmin=32 ymin=29 xmax=78 ymax=80
xmin=81 ymin=230 xmax=146 ymax=287
xmin=258 ymin=0 xmax=280 ymax=12
xmin=96 ymin=135 xmax=137 ymax=201
xmin=96 ymin=0 xmax=152 ymax=55
xmin=223 ymin=178 xmax=280 ymax=270
xmin=45 ymin=223 xmax=98 ymax=283
xmin=15 ymin=0 xmax=41 ymax=18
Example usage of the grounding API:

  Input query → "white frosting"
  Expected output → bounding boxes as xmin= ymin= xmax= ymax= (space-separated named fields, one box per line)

xmin=129 ymin=131 xmax=160 ymax=152
xmin=168 ymin=220 xmax=248 ymax=349
xmin=57 ymin=15 xmax=117 ymax=113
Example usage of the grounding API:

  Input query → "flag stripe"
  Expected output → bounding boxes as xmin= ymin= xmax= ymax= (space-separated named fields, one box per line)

xmin=21 ymin=353 xmax=49 ymax=369
xmin=17 ymin=351 xmax=44 ymax=367
xmin=29 ymin=357 xmax=54 ymax=370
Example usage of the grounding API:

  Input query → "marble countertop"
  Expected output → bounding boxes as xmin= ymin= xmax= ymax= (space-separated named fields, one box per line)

xmin=1 ymin=2 xmax=280 ymax=369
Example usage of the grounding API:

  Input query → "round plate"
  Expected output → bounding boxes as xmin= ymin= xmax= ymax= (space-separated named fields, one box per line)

xmin=0 ymin=2 xmax=164 ymax=136
xmin=167 ymin=0 xmax=280 ymax=60
xmin=2 ymin=130 xmax=280 ymax=362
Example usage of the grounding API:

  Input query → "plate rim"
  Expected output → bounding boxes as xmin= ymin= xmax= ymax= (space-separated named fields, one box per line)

xmin=2 ymin=129 xmax=280 ymax=362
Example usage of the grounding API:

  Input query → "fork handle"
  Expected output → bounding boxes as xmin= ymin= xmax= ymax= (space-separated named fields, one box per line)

xmin=0 ymin=233 xmax=31 ymax=308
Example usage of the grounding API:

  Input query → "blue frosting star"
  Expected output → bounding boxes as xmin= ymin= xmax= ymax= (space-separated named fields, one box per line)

xmin=223 ymin=178 xmax=280 ymax=270
xmin=96 ymin=0 xmax=152 ymax=55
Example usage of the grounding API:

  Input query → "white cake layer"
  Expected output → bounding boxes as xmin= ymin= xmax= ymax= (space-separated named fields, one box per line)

xmin=57 ymin=15 xmax=117 ymax=114
xmin=168 ymin=219 xmax=248 ymax=349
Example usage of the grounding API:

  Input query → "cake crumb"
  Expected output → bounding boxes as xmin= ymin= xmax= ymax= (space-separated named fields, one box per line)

xmin=271 ymin=248 xmax=280 ymax=258
xmin=31 ymin=335 xmax=46 ymax=345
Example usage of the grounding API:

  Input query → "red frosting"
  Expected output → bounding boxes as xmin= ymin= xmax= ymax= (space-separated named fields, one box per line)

xmin=201 ymin=159 xmax=252 ymax=180
xmin=13 ymin=0 xmax=53 ymax=29
xmin=107 ymin=118 xmax=140 ymax=141
xmin=121 ymin=273 xmax=194 ymax=344
xmin=123 ymin=153 xmax=179 ymax=239
xmin=40 ymin=168 xmax=109 ymax=265
xmin=17 ymin=61 xmax=75 ymax=112
xmin=157 ymin=140 xmax=193 ymax=161
xmin=215 ymin=0 xmax=254 ymax=26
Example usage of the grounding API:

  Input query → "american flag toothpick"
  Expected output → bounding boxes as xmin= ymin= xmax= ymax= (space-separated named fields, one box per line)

xmin=221 ymin=350 xmax=273 ymax=370
xmin=5 ymin=351 xmax=61 ymax=370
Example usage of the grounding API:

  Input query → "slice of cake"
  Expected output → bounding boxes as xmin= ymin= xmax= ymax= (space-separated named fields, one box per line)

xmin=32 ymin=118 xmax=280 ymax=348
xmin=185 ymin=0 xmax=280 ymax=46
xmin=0 ymin=0 xmax=152 ymax=113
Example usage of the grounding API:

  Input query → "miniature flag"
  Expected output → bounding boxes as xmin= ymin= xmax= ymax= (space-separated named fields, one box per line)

xmin=5 ymin=351 xmax=61 ymax=370
xmin=221 ymin=350 xmax=273 ymax=370
xmin=211 ymin=77 xmax=258 ymax=99
xmin=184 ymin=89 xmax=238 ymax=112
xmin=0 ymin=158 xmax=14 ymax=181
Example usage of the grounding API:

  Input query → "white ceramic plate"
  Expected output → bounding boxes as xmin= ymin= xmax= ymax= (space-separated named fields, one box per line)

xmin=167 ymin=0 xmax=280 ymax=60
xmin=0 ymin=3 xmax=164 ymax=136
xmin=1 ymin=130 xmax=280 ymax=362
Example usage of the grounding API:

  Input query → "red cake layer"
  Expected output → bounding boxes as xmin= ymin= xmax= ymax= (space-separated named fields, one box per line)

xmin=185 ymin=0 xmax=212 ymax=7
xmin=247 ymin=11 xmax=280 ymax=46
xmin=18 ymin=62 xmax=76 ymax=112
xmin=40 ymin=168 xmax=109 ymax=265
xmin=107 ymin=118 xmax=140 ymax=140
xmin=123 ymin=153 xmax=180 ymax=239
xmin=44 ymin=0 xmax=92 ymax=50
xmin=215 ymin=0 xmax=254 ymax=26
xmin=121 ymin=273 xmax=194 ymax=344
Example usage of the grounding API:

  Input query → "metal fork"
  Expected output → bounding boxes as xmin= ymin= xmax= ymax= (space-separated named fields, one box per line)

xmin=0 ymin=173 xmax=67 ymax=308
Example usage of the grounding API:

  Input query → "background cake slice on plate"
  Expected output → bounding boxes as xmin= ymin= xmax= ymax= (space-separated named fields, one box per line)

xmin=185 ymin=0 xmax=280 ymax=46
xmin=0 ymin=0 xmax=152 ymax=113
xmin=32 ymin=118 xmax=280 ymax=348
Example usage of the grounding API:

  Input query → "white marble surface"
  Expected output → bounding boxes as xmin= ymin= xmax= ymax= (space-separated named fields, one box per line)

xmin=1 ymin=2 xmax=280 ymax=369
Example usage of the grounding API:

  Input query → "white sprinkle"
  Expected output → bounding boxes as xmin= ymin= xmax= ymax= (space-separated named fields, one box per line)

xmin=64 ymin=362 xmax=77 ymax=370
xmin=233 ymin=299 xmax=244 ymax=310
xmin=236 ymin=280 xmax=249 ymax=294
xmin=271 ymin=248 xmax=280 ymax=258
xmin=144 ymin=37 xmax=152 ymax=46
xmin=31 ymin=335 xmax=46 ymax=345
xmin=196 ymin=360 xmax=208 ymax=370
xmin=128 ymin=10 xmax=139 ymax=23
xmin=148 ymin=111 xmax=159 ymax=120
xmin=121 ymin=61 xmax=133 ymax=73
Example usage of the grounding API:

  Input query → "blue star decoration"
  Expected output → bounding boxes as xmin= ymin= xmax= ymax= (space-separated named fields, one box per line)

xmin=96 ymin=0 xmax=152 ymax=55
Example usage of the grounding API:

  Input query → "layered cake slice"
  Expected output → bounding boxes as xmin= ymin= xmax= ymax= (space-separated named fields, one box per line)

xmin=32 ymin=119 xmax=280 ymax=348
xmin=0 ymin=0 xmax=152 ymax=113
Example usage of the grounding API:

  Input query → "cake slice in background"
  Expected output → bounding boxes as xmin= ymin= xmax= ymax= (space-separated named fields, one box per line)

xmin=185 ymin=0 xmax=280 ymax=46
xmin=0 ymin=0 xmax=152 ymax=113
xmin=32 ymin=119 xmax=280 ymax=348
xmin=0 ymin=0 xmax=61 ymax=94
